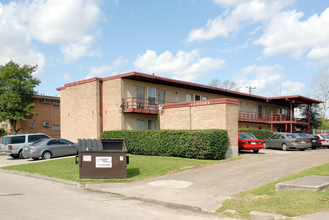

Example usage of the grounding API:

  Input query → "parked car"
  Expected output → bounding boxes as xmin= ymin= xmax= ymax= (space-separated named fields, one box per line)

xmin=238 ymin=133 xmax=264 ymax=153
xmin=0 ymin=133 xmax=50 ymax=158
xmin=264 ymin=133 xmax=310 ymax=151
xmin=298 ymin=133 xmax=323 ymax=149
xmin=315 ymin=133 xmax=329 ymax=148
xmin=22 ymin=138 xmax=78 ymax=160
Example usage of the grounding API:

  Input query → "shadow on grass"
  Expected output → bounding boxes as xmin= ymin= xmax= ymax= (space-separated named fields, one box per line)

xmin=127 ymin=168 xmax=140 ymax=178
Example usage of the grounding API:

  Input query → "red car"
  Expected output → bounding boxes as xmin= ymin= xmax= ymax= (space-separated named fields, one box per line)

xmin=238 ymin=133 xmax=264 ymax=153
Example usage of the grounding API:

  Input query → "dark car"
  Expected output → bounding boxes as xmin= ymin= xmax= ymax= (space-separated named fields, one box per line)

xmin=22 ymin=138 xmax=78 ymax=160
xmin=238 ymin=133 xmax=264 ymax=153
xmin=298 ymin=133 xmax=323 ymax=149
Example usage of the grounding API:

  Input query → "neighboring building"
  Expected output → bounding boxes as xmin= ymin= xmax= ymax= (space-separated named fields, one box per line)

xmin=4 ymin=95 xmax=60 ymax=138
xmin=57 ymin=72 xmax=321 ymax=143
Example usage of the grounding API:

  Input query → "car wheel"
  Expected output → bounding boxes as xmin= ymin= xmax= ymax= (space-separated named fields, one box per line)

xmin=263 ymin=142 xmax=268 ymax=149
xmin=10 ymin=154 xmax=18 ymax=159
xmin=253 ymin=149 xmax=259 ymax=153
xmin=18 ymin=150 xmax=25 ymax=159
xmin=299 ymin=148 xmax=305 ymax=151
xmin=311 ymin=146 xmax=317 ymax=150
xmin=32 ymin=157 xmax=39 ymax=160
xmin=41 ymin=151 xmax=52 ymax=160
xmin=282 ymin=143 xmax=289 ymax=151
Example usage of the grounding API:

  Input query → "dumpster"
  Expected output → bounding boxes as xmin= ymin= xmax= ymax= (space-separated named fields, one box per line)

xmin=76 ymin=138 xmax=129 ymax=179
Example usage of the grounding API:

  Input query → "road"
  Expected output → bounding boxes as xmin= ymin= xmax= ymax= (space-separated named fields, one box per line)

xmin=1 ymin=148 xmax=329 ymax=219
xmin=0 ymin=171 xmax=232 ymax=220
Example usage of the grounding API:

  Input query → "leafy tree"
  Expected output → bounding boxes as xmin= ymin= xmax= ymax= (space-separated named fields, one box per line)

xmin=0 ymin=128 xmax=6 ymax=137
xmin=296 ymin=104 xmax=321 ymax=132
xmin=0 ymin=61 xmax=40 ymax=134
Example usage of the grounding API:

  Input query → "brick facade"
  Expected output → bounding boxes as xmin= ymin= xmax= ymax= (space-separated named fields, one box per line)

xmin=160 ymin=98 xmax=239 ymax=158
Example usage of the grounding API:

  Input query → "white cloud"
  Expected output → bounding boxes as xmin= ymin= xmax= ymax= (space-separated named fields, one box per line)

xmin=187 ymin=0 xmax=294 ymax=42
xmin=133 ymin=50 xmax=225 ymax=81
xmin=0 ymin=0 xmax=103 ymax=69
xmin=86 ymin=56 xmax=129 ymax=79
xmin=255 ymin=8 xmax=329 ymax=62
xmin=64 ymin=74 xmax=71 ymax=81
xmin=234 ymin=65 xmax=305 ymax=96
xmin=0 ymin=2 xmax=45 ymax=76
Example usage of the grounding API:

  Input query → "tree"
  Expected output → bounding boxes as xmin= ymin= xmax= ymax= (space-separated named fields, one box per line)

xmin=309 ymin=69 xmax=329 ymax=118
xmin=209 ymin=79 xmax=239 ymax=90
xmin=0 ymin=61 xmax=40 ymax=134
xmin=296 ymin=104 xmax=321 ymax=132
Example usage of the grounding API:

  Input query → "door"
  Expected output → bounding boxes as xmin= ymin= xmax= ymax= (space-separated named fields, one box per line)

xmin=136 ymin=87 xmax=144 ymax=109
xmin=147 ymin=87 xmax=156 ymax=110
xmin=253 ymin=104 xmax=257 ymax=119
xmin=258 ymin=105 xmax=262 ymax=120
xmin=137 ymin=119 xmax=146 ymax=130
xmin=157 ymin=89 xmax=165 ymax=104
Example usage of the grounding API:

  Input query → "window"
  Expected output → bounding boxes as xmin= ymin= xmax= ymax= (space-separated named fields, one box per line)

xmin=157 ymin=89 xmax=165 ymax=104
xmin=53 ymin=102 xmax=60 ymax=107
xmin=28 ymin=134 xmax=49 ymax=143
xmin=53 ymin=125 xmax=60 ymax=131
xmin=137 ymin=120 xmax=146 ymax=130
xmin=147 ymin=120 xmax=156 ymax=130
xmin=29 ymin=123 xmax=35 ymax=128
xmin=195 ymin=94 xmax=201 ymax=101
xmin=11 ymin=136 xmax=25 ymax=144
xmin=58 ymin=139 xmax=72 ymax=145
xmin=202 ymin=96 xmax=208 ymax=100
xmin=44 ymin=99 xmax=50 ymax=104
xmin=136 ymin=87 xmax=145 ymax=109
xmin=47 ymin=140 xmax=59 ymax=145
xmin=186 ymin=94 xmax=192 ymax=102
xmin=147 ymin=87 xmax=156 ymax=110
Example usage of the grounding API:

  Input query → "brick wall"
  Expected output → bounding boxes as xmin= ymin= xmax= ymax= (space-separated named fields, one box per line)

xmin=60 ymin=80 xmax=101 ymax=142
xmin=160 ymin=98 xmax=239 ymax=158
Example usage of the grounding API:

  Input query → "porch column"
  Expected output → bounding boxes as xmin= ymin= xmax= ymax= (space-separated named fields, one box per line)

xmin=307 ymin=104 xmax=310 ymax=133
xmin=290 ymin=100 xmax=293 ymax=133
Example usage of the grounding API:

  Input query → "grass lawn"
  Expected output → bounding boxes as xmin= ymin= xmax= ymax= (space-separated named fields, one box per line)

xmin=219 ymin=162 xmax=329 ymax=218
xmin=1 ymin=154 xmax=222 ymax=183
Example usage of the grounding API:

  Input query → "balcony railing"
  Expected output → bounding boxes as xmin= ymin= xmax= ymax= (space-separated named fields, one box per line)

xmin=238 ymin=111 xmax=296 ymax=123
xmin=122 ymin=98 xmax=305 ymax=124
xmin=122 ymin=97 xmax=171 ymax=114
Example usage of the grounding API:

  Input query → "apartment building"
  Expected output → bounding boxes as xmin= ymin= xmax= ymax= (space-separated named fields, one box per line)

xmin=57 ymin=72 xmax=321 ymax=142
xmin=3 ymin=95 xmax=61 ymax=138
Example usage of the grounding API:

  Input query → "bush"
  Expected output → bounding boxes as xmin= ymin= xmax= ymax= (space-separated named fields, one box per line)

xmin=238 ymin=128 xmax=273 ymax=140
xmin=102 ymin=129 xmax=229 ymax=160
xmin=0 ymin=128 xmax=6 ymax=137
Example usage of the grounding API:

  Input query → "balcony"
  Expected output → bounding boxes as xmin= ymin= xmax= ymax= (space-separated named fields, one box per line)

xmin=238 ymin=111 xmax=307 ymax=124
xmin=122 ymin=97 xmax=171 ymax=114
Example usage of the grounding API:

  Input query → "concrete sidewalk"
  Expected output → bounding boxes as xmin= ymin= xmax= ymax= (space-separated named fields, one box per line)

xmin=86 ymin=149 xmax=329 ymax=216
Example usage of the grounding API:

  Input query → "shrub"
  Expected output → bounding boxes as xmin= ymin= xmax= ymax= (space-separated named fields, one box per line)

xmin=0 ymin=128 xmax=6 ymax=137
xmin=238 ymin=128 xmax=273 ymax=140
xmin=102 ymin=129 xmax=229 ymax=160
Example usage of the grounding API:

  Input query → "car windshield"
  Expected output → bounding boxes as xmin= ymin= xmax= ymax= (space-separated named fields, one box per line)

xmin=239 ymin=134 xmax=256 ymax=139
xmin=299 ymin=133 xmax=314 ymax=138
xmin=287 ymin=134 xmax=301 ymax=139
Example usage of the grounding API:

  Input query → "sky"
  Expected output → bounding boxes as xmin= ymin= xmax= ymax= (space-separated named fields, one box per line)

xmin=0 ymin=0 xmax=329 ymax=98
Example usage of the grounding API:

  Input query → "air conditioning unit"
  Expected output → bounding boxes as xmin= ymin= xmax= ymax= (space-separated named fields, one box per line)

xmin=44 ymin=99 xmax=50 ymax=104
xmin=43 ymin=121 xmax=50 ymax=127
xmin=29 ymin=124 xmax=35 ymax=128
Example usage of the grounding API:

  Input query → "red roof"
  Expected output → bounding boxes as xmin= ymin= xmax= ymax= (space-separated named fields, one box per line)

xmin=57 ymin=72 xmax=322 ymax=105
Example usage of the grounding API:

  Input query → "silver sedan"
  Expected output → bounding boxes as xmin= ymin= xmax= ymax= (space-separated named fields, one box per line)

xmin=22 ymin=138 xmax=78 ymax=160
xmin=264 ymin=133 xmax=311 ymax=151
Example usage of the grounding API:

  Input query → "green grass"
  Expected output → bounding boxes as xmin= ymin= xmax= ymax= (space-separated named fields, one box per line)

xmin=1 ymin=154 xmax=223 ymax=183
xmin=219 ymin=162 xmax=329 ymax=218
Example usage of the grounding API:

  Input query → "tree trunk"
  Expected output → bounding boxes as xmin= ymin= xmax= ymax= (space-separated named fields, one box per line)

xmin=9 ymin=120 xmax=18 ymax=134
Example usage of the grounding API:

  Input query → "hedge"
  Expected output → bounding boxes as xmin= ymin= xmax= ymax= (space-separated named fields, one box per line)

xmin=238 ymin=128 xmax=273 ymax=140
xmin=102 ymin=129 xmax=229 ymax=160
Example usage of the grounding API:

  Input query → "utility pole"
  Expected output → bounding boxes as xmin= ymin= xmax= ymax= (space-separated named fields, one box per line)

xmin=246 ymin=85 xmax=256 ymax=94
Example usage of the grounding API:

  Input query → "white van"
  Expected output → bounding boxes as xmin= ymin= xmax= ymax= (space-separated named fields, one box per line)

xmin=0 ymin=133 xmax=50 ymax=158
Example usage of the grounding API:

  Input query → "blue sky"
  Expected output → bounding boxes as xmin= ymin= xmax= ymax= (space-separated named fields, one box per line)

xmin=1 ymin=0 xmax=329 ymax=98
